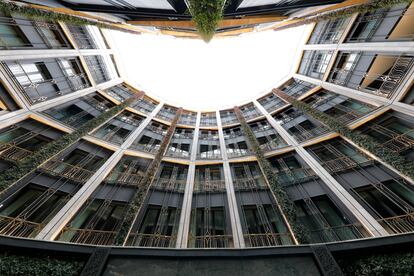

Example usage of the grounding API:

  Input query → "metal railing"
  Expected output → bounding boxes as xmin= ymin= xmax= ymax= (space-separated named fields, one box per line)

xmin=105 ymin=171 xmax=144 ymax=186
xmin=189 ymin=235 xmax=233 ymax=248
xmin=127 ymin=233 xmax=176 ymax=248
xmin=39 ymin=159 xmax=95 ymax=183
xmin=194 ymin=180 xmax=226 ymax=192
xmin=59 ymin=227 xmax=116 ymax=245
xmin=233 ymin=177 xmax=267 ymax=190
xmin=378 ymin=212 xmax=414 ymax=234
xmin=244 ymin=233 xmax=292 ymax=247
xmin=309 ymin=223 xmax=365 ymax=243
xmin=0 ymin=144 xmax=32 ymax=161
xmin=0 ymin=215 xmax=42 ymax=238
xmin=152 ymin=179 xmax=186 ymax=192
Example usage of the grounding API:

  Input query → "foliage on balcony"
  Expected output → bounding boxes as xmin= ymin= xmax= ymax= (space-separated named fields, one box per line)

xmin=273 ymin=89 xmax=414 ymax=180
xmin=0 ymin=1 xmax=139 ymax=34
xmin=337 ymin=250 xmax=414 ymax=275
xmin=0 ymin=251 xmax=84 ymax=276
xmin=0 ymin=95 xmax=140 ymax=195
xmin=234 ymin=107 xmax=310 ymax=244
xmin=188 ymin=0 xmax=226 ymax=42
xmin=114 ymin=109 xmax=183 ymax=245
xmin=277 ymin=0 xmax=414 ymax=31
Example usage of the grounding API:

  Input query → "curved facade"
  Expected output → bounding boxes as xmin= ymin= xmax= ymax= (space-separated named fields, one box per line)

xmin=0 ymin=1 xmax=414 ymax=275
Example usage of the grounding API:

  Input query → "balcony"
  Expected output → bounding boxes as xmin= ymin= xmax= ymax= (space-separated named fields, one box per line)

xmin=104 ymin=84 xmax=134 ymax=102
xmin=2 ymin=58 xmax=90 ymax=104
xmin=329 ymin=52 xmax=414 ymax=99
xmin=0 ymin=15 xmax=72 ymax=49
xmin=194 ymin=180 xmax=226 ymax=192
xmin=378 ymin=212 xmax=414 ymax=234
xmin=105 ymin=170 xmax=144 ymax=186
xmin=346 ymin=3 xmax=414 ymax=42
xmin=244 ymin=233 xmax=292 ymax=247
xmin=0 ymin=215 xmax=42 ymax=238
xmin=156 ymin=105 xmax=177 ymax=122
xmin=220 ymin=110 xmax=239 ymax=126
xmin=197 ymin=151 xmax=221 ymax=160
xmin=258 ymin=93 xmax=285 ymax=113
xmin=59 ymin=227 xmax=116 ymax=245
xmin=189 ymin=235 xmax=233 ymax=248
xmin=179 ymin=111 xmax=197 ymax=126
xmin=298 ymin=51 xmax=333 ymax=80
xmin=132 ymin=96 xmax=158 ymax=115
xmin=233 ymin=176 xmax=267 ymax=191
xmin=276 ymin=168 xmax=317 ymax=186
xmin=200 ymin=112 xmax=217 ymax=127
xmin=127 ymin=233 xmax=176 ymax=248
xmin=84 ymin=56 xmax=110 ymax=84
xmin=280 ymin=78 xmax=316 ymax=99
xmin=39 ymin=159 xmax=95 ymax=183
xmin=67 ymin=25 xmax=96 ymax=49
xmin=240 ymin=103 xmax=262 ymax=121
xmin=309 ymin=223 xmax=365 ymax=243
xmin=0 ymin=144 xmax=32 ymax=162
xmin=308 ymin=17 xmax=350 ymax=44
xmin=152 ymin=179 xmax=186 ymax=192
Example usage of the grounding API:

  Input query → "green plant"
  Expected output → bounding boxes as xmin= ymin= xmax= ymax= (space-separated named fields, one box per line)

xmin=0 ymin=95 xmax=140 ymax=195
xmin=188 ymin=0 xmax=226 ymax=42
xmin=114 ymin=109 xmax=183 ymax=245
xmin=0 ymin=251 xmax=84 ymax=276
xmin=233 ymin=107 xmax=310 ymax=243
xmin=277 ymin=0 xmax=413 ymax=31
xmin=273 ymin=89 xmax=414 ymax=180
xmin=337 ymin=250 xmax=414 ymax=276
xmin=0 ymin=1 xmax=139 ymax=34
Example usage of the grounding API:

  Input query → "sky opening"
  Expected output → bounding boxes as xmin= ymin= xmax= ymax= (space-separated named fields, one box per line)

xmin=109 ymin=25 xmax=311 ymax=110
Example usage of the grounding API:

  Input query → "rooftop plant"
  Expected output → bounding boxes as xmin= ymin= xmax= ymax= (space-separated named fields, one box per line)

xmin=188 ymin=0 xmax=226 ymax=42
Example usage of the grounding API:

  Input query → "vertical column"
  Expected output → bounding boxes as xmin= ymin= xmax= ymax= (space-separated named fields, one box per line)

xmin=216 ymin=111 xmax=245 ymax=248
xmin=253 ymin=99 xmax=388 ymax=237
xmin=176 ymin=112 xmax=201 ymax=248
xmin=36 ymin=102 xmax=164 ymax=240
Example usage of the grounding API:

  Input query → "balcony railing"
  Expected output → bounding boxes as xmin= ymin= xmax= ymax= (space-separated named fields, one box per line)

xmin=244 ymin=232 xmax=292 ymax=247
xmin=197 ymin=151 xmax=222 ymax=160
xmin=321 ymin=157 xmax=373 ymax=173
xmin=378 ymin=212 xmax=414 ymax=234
xmin=59 ymin=227 xmax=116 ymax=245
xmin=290 ymin=126 xmax=330 ymax=143
xmin=165 ymin=149 xmax=190 ymax=159
xmin=226 ymin=149 xmax=251 ymax=158
xmin=127 ymin=233 xmax=176 ymax=248
xmin=309 ymin=223 xmax=365 ymax=243
xmin=189 ymin=235 xmax=233 ymax=248
xmin=276 ymin=168 xmax=317 ymax=186
xmin=152 ymin=179 xmax=186 ymax=192
xmin=194 ymin=180 xmax=226 ymax=192
xmin=369 ymin=124 xmax=414 ymax=153
xmin=0 ymin=215 xmax=42 ymax=238
xmin=259 ymin=139 xmax=287 ymax=152
xmin=105 ymin=171 xmax=144 ymax=186
xmin=39 ymin=159 xmax=95 ymax=183
xmin=0 ymin=144 xmax=32 ymax=161
xmin=132 ymin=144 xmax=160 ymax=154
xmin=233 ymin=177 xmax=267 ymax=190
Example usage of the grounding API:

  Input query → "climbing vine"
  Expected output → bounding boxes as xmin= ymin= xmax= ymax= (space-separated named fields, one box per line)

xmin=276 ymin=0 xmax=413 ymax=31
xmin=234 ymin=106 xmax=310 ymax=243
xmin=114 ymin=109 xmax=183 ymax=245
xmin=273 ymin=89 xmax=414 ymax=180
xmin=0 ymin=1 xmax=139 ymax=34
xmin=188 ymin=0 xmax=226 ymax=42
xmin=0 ymin=95 xmax=140 ymax=195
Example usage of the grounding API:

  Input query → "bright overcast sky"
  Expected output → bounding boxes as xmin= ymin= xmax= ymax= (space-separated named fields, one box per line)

xmin=109 ymin=25 xmax=311 ymax=110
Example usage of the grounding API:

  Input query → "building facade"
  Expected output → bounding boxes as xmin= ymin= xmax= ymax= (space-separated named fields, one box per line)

xmin=0 ymin=1 xmax=414 ymax=274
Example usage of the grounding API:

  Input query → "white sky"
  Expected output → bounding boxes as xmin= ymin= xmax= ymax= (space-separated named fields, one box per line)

xmin=109 ymin=25 xmax=311 ymax=110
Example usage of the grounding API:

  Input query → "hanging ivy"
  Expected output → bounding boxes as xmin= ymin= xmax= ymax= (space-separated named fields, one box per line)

xmin=0 ymin=1 xmax=139 ymax=34
xmin=233 ymin=107 xmax=310 ymax=244
xmin=337 ymin=250 xmax=414 ymax=276
xmin=276 ymin=0 xmax=413 ymax=31
xmin=188 ymin=0 xmax=226 ymax=42
xmin=0 ymin=95 xmax=140 ymax=195
xmin=273 ymin=89 xmax=414 ymax=180
xmin=0 ymin=251 xmax=84 ymax=276
xmin=114 ymin=109 xmax=183 ymax=245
